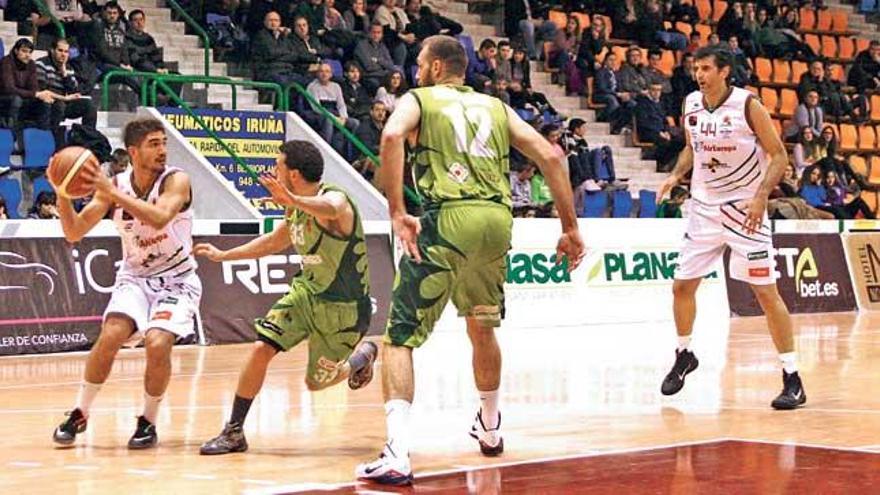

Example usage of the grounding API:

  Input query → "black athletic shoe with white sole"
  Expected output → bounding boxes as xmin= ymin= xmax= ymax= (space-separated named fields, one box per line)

xmin=53 ymin=408 xmax=88 ymax=446
xmin=771 ymin=371 xmax=806 ymax=410
xmin=661 ymin=349 xmax=699 ymax=396
xmin=200 ymin=422 xmax=248 ymax=455
xmin=127 ymin=416 xmax=158 ymax=449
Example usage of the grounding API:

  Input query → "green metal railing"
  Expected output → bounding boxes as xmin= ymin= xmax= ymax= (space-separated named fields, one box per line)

xmin=164 ymin=0 xmax=211 ymax=77
xmin=285 ymin=82 xmax=421 ymax=205
xmin=31 ymin=0 xmax=66 ymax=39
xmin=100 ymin=70 xmax=286 ymax=111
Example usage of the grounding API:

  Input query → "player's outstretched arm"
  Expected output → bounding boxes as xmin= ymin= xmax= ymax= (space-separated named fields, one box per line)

xmin=259 ymin=175 xmax=353 ymax=225
xmin=92 ymin=171 xmax=191 ymax=230
xmin=744 ymin=96 xmax=788 ymax=234
xmin=505 ymin=104 xmax=584 ymax=269
xmin=194 ymin=221 xmax=292 ymax=262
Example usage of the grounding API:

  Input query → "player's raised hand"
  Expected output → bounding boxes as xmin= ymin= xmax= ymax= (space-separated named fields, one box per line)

xmin=392 ymin=213 xmax=422 ymax=263
xmin=657 ymin=174 xmax=680 ymax=204
xmin=556 ymin=229 xmax=585 ymax=271
xmin=259 ymin=174 xmax=295 ymax=207
xmin=193 ymin=243 xmax=226 ymax=262
xmin=79 ymin=159 xmax=113 ymax=195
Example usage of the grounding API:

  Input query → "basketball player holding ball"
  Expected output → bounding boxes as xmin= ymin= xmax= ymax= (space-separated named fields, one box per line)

xmin=51 ymin=118 xmax=202 ymax=448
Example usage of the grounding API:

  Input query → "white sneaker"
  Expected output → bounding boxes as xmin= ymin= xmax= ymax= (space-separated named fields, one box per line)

xmin=355 ymin=443 xmax=413 ymax=486
xmin=469 ymin=410 xmax=503 ymax=456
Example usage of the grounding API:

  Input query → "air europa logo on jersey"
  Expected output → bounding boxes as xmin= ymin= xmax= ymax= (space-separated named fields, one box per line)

xmin=587 ymin=250 xmax=718 ymax=283
xmin=505 ymin=253 xmax=571 ymax=285
xmin=776 ymin=247 xmax=839 ymax=298
xmin=701 ymin=144 xmax=737 ymax=153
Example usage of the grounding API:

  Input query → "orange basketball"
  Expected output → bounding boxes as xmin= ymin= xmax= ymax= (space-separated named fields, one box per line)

xmin=47 ymin=146 xmax=100 ymax=199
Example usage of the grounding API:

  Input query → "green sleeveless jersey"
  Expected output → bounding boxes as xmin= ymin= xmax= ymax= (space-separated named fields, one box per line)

xmin=285 ymin=184 xmax=370 ymax=302
xmin=408 ymin=85 xmax=511 ymax=208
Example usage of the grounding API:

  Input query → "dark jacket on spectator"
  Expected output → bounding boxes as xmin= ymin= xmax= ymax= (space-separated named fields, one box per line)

xmin=251 ymin=28 xmax=299 ymax=80
xmin=354 ymin=116 xmax=382 ymax=155
xmin=353 ymin=38 xmax=395 ymax=79
xmin=406 ymin=7 xmax=462 ymax=41
xmin=35 ymin=55 xmax=82 ymax=95
xmin=593 ymin=66 xmax=617 ymax=97
xmin=342 ymin=9 xmax=370 ymax=34
xmin=92 ymin=18 xmax=129 ymax=67
xmin=290 ymin=33 xmax=331 ymax=72
xmin=797 ymin=72 xmax=835 ymax=103
xmin=125 ymin=30 xmax=166 ymax=72
xmin=617 ymin=63 xmax=648 ymax=95
xmin=466 ymin=53 xmax=495 ymax=90
xmin=848 ymin=49 xmax=880 ymax=92
xmin=0 ymin=56 xmax=39 ymax=98
xmin=635 ymin=93 xmax=668 ymax=141
xmin=293 ymin=2 xmax=326 ymax=33
xmin=575 ymin=32 xmax=606 ymax=75
xmin=671 ymin=65 xmax=698 ymax=116
xmin=341 ymin=78 xmax=372 ymax=120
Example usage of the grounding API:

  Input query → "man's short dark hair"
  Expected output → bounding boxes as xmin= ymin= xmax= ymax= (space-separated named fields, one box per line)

xmin=111 ymin=148 xmax=130 ymax=164
xmin=497 ymin=40 xmax=510 ymax=50
xmin=344 ymin=61 xmax=362 ymax=72
xmin=422 ymin=35 xmax=468 ymax=78
xmin=104 ymin=1 xmax=121 ymax=12
xmin=12 ymin=38 xmax=34 ymax=55
xmin=51 ymin=38 xmax=70 ymax=50
xmin=129 ymin=9 xmax=145 ymax=21
xmin=694 ymin=44 xmax=734 ymax=72
xmin=370 ymin=21 xmax=384 ymax=30
xmin=648 ymin=48 xmax=662 ymax=59
xmin=479 ymin=38 xmax=497 ymax=51
xmin=280 ymin=140 xmax=323 ymax=182
xmin=35 ymin=190 xmax=57 ymax=207
xmin=627 ymin=47 xmax=642 ymax=57
xmin=123 ymin=118 xmax=166 ymax=147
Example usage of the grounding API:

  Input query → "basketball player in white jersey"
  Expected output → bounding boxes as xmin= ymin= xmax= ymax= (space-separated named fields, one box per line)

xmin=51 ymin=118 xmax=201 ymax=448
xmin=657 ymin=45 xmax=806 ymax=409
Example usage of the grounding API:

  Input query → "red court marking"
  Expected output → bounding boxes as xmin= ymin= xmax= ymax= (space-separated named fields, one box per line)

xmin=0 ymin=316 xmax=103 ymax=326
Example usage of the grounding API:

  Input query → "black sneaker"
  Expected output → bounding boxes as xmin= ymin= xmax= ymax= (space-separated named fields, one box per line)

xmin=128 ymin=416 xmax=158 ymax=449
xmin=53 ymin=408 xmax=88 ymax=446
xmin=771 ymin=371 xmax=807 ymax=410
xmin=200 ymin=422 xmax=248 ymax=455
xmin=661 ymin=349 xmax=699 ymax=396
xmin=348 ymin=341 xmax=378 ymax=390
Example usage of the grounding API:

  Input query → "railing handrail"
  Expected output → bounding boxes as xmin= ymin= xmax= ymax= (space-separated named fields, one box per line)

xmin=100 ymin=70 xmax=286 ymax=111
xmin=31 ymin=0 xmax=66 ymax=40
xmin=286 ymin=82 xmax=422 ymax=205
xmin=163 ymin=0 xmax=211 ymax=77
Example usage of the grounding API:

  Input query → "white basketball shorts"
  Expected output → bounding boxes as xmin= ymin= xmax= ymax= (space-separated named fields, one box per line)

xmin=675 ymin=199 xmax=778 ymax=285
xmin=104 ymin=271 xmax=202 ymax=342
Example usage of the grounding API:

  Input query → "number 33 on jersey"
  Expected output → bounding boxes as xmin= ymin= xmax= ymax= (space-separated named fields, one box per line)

xmin=407 ymin=85 xmax=512 ymax=209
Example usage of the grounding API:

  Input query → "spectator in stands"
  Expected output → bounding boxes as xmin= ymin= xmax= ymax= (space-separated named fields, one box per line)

xmin=792 ymin=126 xmax=825 ymax=174
xmin=341 ymin=62 xmax=373 ymax=122
xmin=405 ymin=0 xmax=463 ymax=42
xmin=547 ymin=15 xmax=580 ymax=71
xmin=636 ymin=83 xmax=684 ymax=170
xmin=90 ymin=2 xmax=132 ymax=75
xmin=575 ymin=15 xmax=608 ymax=79
xmin=565 ymin=118 xmax=600 ymax=196
xmin=640 ymin=0 xmax=688 ymax=52
xmin=685 ymin=32 xmax=702 ymax=54
xmin=28 ymin=191 xmax=59 ymax=219
xmin=644 ymin=49 xmax=672 ymax=100
xmin=290 ymin=16 xmax=332 ymax=79
xmin=352 ymin=100 xmax=386 ymax=178
xmin=373 ymin=0 xmax=415 ymax=66
xmin=656 ymin=185 xmax=688 ymax=218
xmin=618 ymin=47 xmax=650 ymax=98
xmin=510 ymin=163 xmax=536 ymax=217
xmin=593 ymin=52 xmax=634 ymax=134
xmin=307 ymin=62 xmax=360 ymax=157
xmin=488 ymin=78 xmax=510 ymax=105
xmin=799 ymin=165 xmax=841 ymax=218
xmin=798 ymin=59 xmax=864 ymax=123
xmin=495 ymin=41 xmax=513 ymax=82
xmin=848 ymin=40 xmax=880 ymax=92
xmin=612 ymin=0 xmax=640 ymax=41
xmin=753 ymin=7 xmax=814 ymax=60
xmin=324 ymin=0 xmax=345 ymax=30
xmin=31 ymin=0 xmax=93 ymax=50
xmin=36 ymin=38 xmax=97 ymax=148
xmin=671 ymin=52 xmax=698 ymax=119
xmin=251 ymin=11 xmax=302 ymax=86
xmin=126 ymin=10 xmax=169 ymax=74
xmin=245 ymin=0 xmax=296 ymax=34
xmin=727 ymin=35 xmax=755 ymax=87
xmin=784 ymin=90 xmax=823 ymax=143
xmin=102 ymin=148 xmax=130 ymax=177
xmin=0 ymin=197 xmax=7 ymax=220
xmin=708 ymin=32 xmax=721 ymax=47
xmin=825 ymin=170 xmax=876 ymax=219
xmin=294 ymin=0 xmax=327 ymax=37
xmin=504 ymin=0 xmax=558 ymax=61
xmin=0 ymin=39 xmax=53 ymax=134
xmin=354 ymin=23 xmax=396 ymax=93
xmin=374 ymin=69 xmax=407 ymax=114
xmin=717 ymin=2 xmax=748 ymax=48
xmin=670 ymin=0 xmax=700 ymax=25
xmin=343 ymin=0 xmax=371 ymax=35
xmin=467 ymin=39 xmax=498 ymax=92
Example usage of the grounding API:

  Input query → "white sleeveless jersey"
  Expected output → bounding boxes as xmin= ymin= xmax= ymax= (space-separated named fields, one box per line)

xmin=684 ymin=87 xmax=766 ymax=205
xmin=112 ymin=167 xmax=197 ymax=279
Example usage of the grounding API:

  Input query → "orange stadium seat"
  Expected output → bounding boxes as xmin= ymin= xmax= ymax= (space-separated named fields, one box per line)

xmin=799 ymin=8 xmax=816 ymax=31
xmin=791 ymin=61 xmax=809 ymax=83
xmin=548 ymin=10 xmax=568 ymax=30
xmin=861 ymin=189 xmax=879 ymax=215
xmin=821 ymin=36 xmax=838 ymax=59
xmin=779 ymin=89 xmax=798 ymax=118
xmin=859 ymin=125 xmax=876 ymax=151
xmin=816 ymin=10 xmax=833 ymax=32
xmin=856 ymin=38 xmax=871 ymax=53
xmin=712 ymin=1 xmax=727 ymax=22
xmin=837 ymin=37 xmax=855 ymax=61
xmin=695 ymin=23 xmax=712 ymax=42
xmin=773 ymin=59 xmax=791 ymax=84
xmin=755 ymin=57 xmax=773 ymax=83
xmin=676 ymin=22 xmax=693 ymax=38
xmin=696 ymin=0 xmax=712 ymax=20
xmin=832 ymin=10 xmax=849 ymax=33
xmin=611 ymin=45 xmax=627 ymax=63
xmin=659 ymin=50 xmax=675 ymax=76
xmin=871 ymin=95 xmax=880 ymax=122
xmin=804 ymin=34 xmax=821 ymax=55
xmin=839 ymin=124 xmax=858 ymax=151
xmin=828 ymin=63 xmax=845 ymax=82
xmin=760 ymin=87 xmax=779 ymax=114
xmin=849 ymin=155 xmax=868 ymax=177
xmin=745 ymin=85 xmax=759 ymax=96
xmin=870 ymin=156 xmax=880 ymax=184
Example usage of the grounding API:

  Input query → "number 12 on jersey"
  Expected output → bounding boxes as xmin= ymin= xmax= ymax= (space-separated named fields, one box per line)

xmin=441 ymin=104 xmax=496 ymax=159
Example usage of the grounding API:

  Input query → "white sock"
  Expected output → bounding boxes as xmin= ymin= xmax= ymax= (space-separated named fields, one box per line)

xmin=677 ymin=335 xmax=692 ymax=351
xmin=384 ymin=399 xmax=411 ymax=459
xmin=779 ymin=352 xmax=798 ymax=374
xmin=75 ymin=381 xmax=102 ymax=416
xmin=479 ymin=389 xmax=500 ymax=429
xmin=142 ymin=392 xmax=163 ymax=424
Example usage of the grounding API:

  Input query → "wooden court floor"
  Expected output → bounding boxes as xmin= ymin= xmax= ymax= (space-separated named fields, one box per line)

xmin=1 ymin=311 xmax=879 ymax=494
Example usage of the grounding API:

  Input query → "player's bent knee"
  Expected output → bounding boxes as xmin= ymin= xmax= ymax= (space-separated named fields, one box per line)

xmin=672 ymin=279 xmax=700 ymax=298
xmin=99 ymin=314 xmax=136 ymax=347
